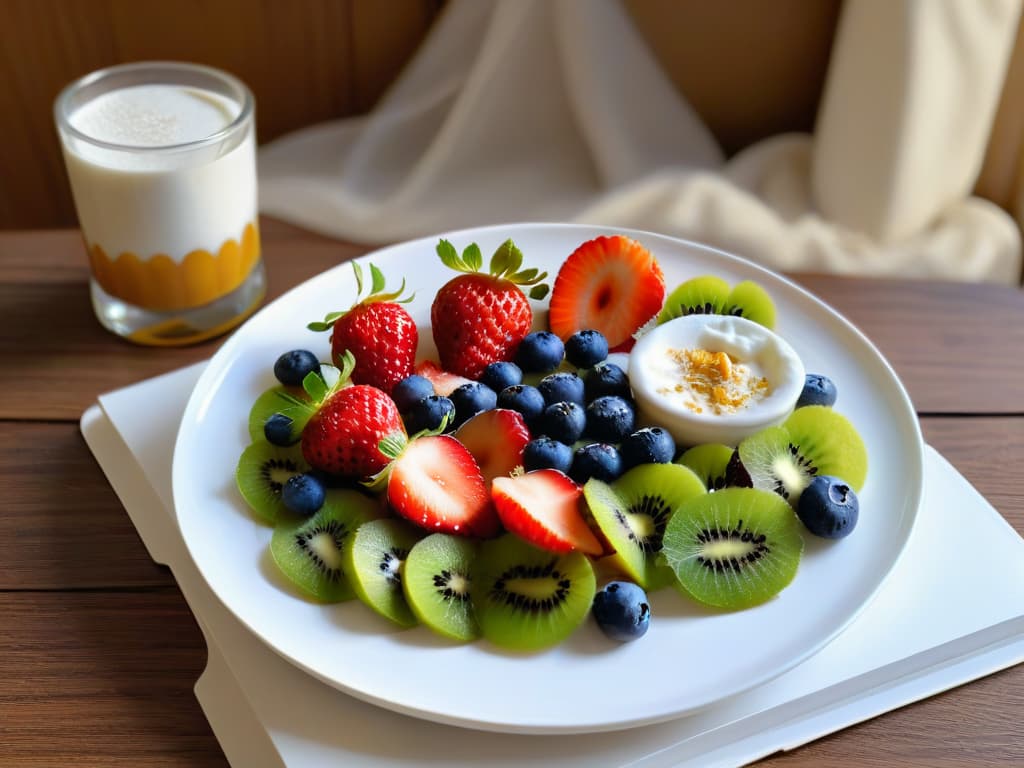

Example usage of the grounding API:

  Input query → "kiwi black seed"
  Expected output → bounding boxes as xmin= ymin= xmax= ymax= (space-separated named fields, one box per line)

xmin=270 ymin=489 xmax=382 ymax=602
xmin=657 ymin=276 xmax=731 ymax=324
xmin=583 ymin=463 xmax=706 ymax=589
xmin=236 ymin=441 xmax=311 ymax=524
xmin=725 ymin=280 xmax=776 ymax=329
xmin=661 ymin=487 xmax=804 ymax=609
xmin=342 ymin=518 xmax=423 ymax=628
xmin=471 ymin=534 xmax=595 ymax=651
xmin=403 ymin=533 xmax=480 ymax=641
xmin=738 ymin=406 xmax=868 ymax=507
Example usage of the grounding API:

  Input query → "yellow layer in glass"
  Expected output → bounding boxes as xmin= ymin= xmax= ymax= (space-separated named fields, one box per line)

xmin=89 ymin=221 xmax=260 ymax=312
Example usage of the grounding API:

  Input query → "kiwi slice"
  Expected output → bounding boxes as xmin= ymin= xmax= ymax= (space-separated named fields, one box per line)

xmin=342 ymin=518 xmax=422 ymax=628
xmin=247 ymin=385 xmax=312 ymax=443
xmin=236 ymin=441 xmax=311 ymax=524
xmin=725 ymin=280 xmax=776 ymax=329
xmin=270 ymin=489 xmax=382 ymax=602
xmin=657 ymin=275 xmax=731 ymax=324
xmin=583 ymin=463 xmax=706 ymax=590
xmin=738 ymin=406 xmax=868 ymax=506
xmin=677 ymin=443 xmax=735 ymax=491
xmin=472 ymin=534 xmax=595 ymax=651
xmin=403 ymin=533 xmax=480 ymax=641
xmin=661 ymin=487 xmax=804 ymax=609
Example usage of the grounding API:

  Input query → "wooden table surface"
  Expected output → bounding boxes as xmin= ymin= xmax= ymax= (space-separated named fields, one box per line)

xmin=2 ymin=218 xmax=1023 ymax=766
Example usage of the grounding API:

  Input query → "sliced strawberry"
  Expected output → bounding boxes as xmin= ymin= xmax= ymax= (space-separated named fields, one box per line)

xmin=414 ymin=360 xmax=474 ymax=397
xmin=388 ymin=435 xmax=500 ymax=538
xmin=454 ymin=409 xmax=530 ymax=484
xmin=491 ymin=470 xmax=603 ymax=555
xmin=548 ymin=235 xmax=665 ymax=350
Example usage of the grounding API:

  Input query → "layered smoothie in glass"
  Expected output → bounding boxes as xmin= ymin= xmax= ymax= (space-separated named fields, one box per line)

xmin=56 ymin=62 xmax=265 ymax=345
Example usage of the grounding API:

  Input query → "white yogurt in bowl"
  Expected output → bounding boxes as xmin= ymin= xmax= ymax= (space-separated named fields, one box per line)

xmin=628 ymin=315 xmax=805 ymax=447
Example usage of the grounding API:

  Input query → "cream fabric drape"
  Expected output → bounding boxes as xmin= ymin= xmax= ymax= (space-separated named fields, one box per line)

xmin=258 ymin=0 xmax=1023 ymax=283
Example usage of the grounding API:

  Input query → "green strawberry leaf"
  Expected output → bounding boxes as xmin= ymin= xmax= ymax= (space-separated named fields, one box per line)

xmin=436 ymin=239 xmax=466 ymax=271
xmin=529 ymin=284 xmax=550 ymax=301
xmin=352 ymin=261 xmax=364 ymax=296
xmin=306 ymin=321 xmax=332 ymax=332
xmin=491 ymin=239 xmax=523 ymax=277
xmin=463 ymin=243 xmax=483 ymax=272
xmin=369 ymin=263 xmax=386 ymax=294
xmin=378 ymin=433 xmax=408 ymax=460
xmin=302 ymin=370 xmax=329 ymax=403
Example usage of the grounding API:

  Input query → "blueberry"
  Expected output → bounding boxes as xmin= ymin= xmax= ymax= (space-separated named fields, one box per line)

xmin=523 ymin=437 xmax=574 ymax=473
xmin=480 ymin=361 xmax=523 ymax=393
xmin=538 ymin=401 xmax=587 ymax=444
xmin=515 ymin=331 xmax=565 ymax=373
xmin=592 ymin=581 xmax=650 ymax=642
xmin=797 ymin=374 xmax=838 ymax=408
xmin=263 ymin=413 xmax=296 ymax=446
xmin=585 ymin=396 xmax=635 ymax=443
xmin=570 ymin=443 xmax=623 ymax=484
xmin=620 ymin=427 xmax=676 ymax=469
xmin=273 ymin=349 xmax=320 ymax=387
xmin=497 ymin=384 xmax=546 ymax=427
xmin=391 ymin=374 xmax=435 ymax=412
xmin=583 ymin=363 xmax=631 ymax=402
xmin=403 ymin=395 xmax=455 ymax=434
xmin=281 ymin=473 xmax=326 ymax=516
xmin=538 ymin=372 xmax=585 ymax=407
xmin=797 ymin=475 xmax=859 ymax=538
xmin=565 ymin=329 xmax=609 ymax=368
xmin=449 ymin=382 xmax=497 ymax=427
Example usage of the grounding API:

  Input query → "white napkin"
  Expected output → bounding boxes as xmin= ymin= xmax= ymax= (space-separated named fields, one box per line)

xmin=82 ymin=364 xmax=1024 ymax=767
xmin=259 ymin=0 xmax=1022 ymax=283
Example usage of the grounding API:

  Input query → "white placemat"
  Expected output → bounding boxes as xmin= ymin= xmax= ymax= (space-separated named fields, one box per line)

xmin=81 ymin=363 xmax=1024 ymax=767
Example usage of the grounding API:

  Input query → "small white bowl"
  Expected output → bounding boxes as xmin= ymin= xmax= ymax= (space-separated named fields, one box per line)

xmin=627 ymin=315 xmax=805 ymax=447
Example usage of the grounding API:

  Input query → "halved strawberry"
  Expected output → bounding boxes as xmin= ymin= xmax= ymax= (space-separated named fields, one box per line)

xmin=491 ymin=470 xmax=603 ymax=555
xmin=548 ymin=235 xmax=665 ymax=350
xmin=388 ymin=435 xmax=500 ymax=538
xmin=454 ymin=409 xmax=530 ymax=484
xmin=413 ymin=360 xmax=474 ymax=397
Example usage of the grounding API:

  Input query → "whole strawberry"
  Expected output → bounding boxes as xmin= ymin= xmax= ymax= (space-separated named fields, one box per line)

xmin=302 ymin=382 xmax=406 ymax=479
xmin=431 ymin=239 xmax=549 ymax=380
xmin=308 ymin=262 xmax=417 ymax=395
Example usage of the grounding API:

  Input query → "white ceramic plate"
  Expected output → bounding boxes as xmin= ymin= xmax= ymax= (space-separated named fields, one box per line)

xmin=173 ymin=223 xmax=923 ymax=734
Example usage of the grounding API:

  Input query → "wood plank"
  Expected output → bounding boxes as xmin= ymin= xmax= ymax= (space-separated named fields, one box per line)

xmin=0 ymin=423 xmax=174 ymax=590
xmin=0 ymin=591 xmax=226 ymax=768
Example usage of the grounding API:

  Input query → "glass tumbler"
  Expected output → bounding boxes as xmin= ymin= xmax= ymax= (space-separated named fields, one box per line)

xmin=55 ymin=61 xmax=266 ymax=345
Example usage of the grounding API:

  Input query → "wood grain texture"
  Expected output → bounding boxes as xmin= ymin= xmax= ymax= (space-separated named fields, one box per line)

xmin=0 ymin=591 xmax=226 ymax=768
xmin=0 ymin=0 xmax=440 ymax=229
xmin=0 ymin=422 xmax=173 ymax=590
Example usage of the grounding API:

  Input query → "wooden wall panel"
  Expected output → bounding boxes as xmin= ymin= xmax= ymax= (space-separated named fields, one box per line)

xmin=0 ymin=0 xmax=442 ymax=229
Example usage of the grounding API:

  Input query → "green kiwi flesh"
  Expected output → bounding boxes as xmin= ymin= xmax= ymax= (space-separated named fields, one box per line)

xmin=403 ymin=533 xmax=480 ymax=641
xmin=236 ymin=441 xmax=310 ymax=524
xmin=726 ymin=280 xmax=776 ymax=329
xmin=247 ymin=385 xmax=312 ymax=443
xmin=657 ymin=276 xmax=731 ymax=324
xmin=270 ymin=489 xmax=382 ymax=602
xmin=677 ymin=443 xmax=735 ymax=491
xmin=471 ymin=534 xmax=595 ymax=651
xmin=583 ymin=463 xmax=706 ymax=589
xmin=342 ymin=518 xmax=422 ymax=628
xmin=661 ymin=487 xmax=804 ymax=609
xmin=738 ymin=406 xmax=868 ymax=506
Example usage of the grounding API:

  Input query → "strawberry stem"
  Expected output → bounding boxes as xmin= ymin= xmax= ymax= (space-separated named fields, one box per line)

xmin=435 ymin=238 xmax=550 ymax=296
xmin=307 ymin=262 xmax=414 ymax=332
